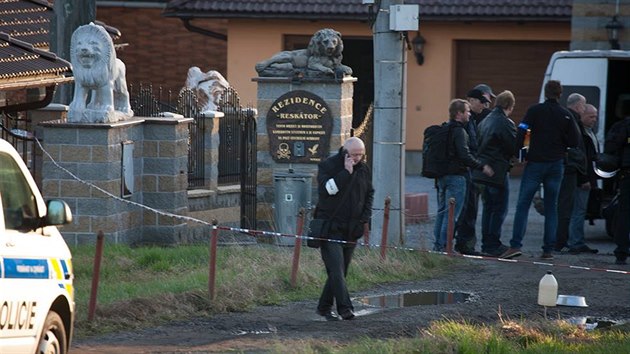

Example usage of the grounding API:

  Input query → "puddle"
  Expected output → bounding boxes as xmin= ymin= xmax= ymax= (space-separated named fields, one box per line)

xmin=357 ymin=291 xmax=472 ymax=309
xmin=565 ymin=317 xmax=628 ymax=330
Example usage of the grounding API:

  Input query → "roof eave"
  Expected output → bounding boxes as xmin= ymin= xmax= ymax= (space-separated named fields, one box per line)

xmin=162 ymin=12 xmax=570 ymax=23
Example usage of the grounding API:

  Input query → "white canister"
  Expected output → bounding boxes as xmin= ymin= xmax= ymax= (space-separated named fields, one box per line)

xmin=538 ymin=270 xmax=558 ymax=307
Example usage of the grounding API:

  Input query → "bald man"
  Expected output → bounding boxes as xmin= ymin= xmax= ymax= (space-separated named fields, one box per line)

xmin=314 ymin=137 xmax=374 ymax=321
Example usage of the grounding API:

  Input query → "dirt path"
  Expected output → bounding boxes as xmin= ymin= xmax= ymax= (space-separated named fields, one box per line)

xmin=73 ymin=250 xmax=630 ymax=353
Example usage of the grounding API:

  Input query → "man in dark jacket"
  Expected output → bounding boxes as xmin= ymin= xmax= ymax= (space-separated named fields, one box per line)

xmin=315 ymin=137 xmax=374 ymax=321
xmin=505 ymin=80 xmax=580 ymax=259
xmin=473 ymin=90 xmax=517 ymax=257
xmin=434 ymin=99 xmax=493 ymax=252
xmin=454 ymin=88 xmax=491 ymax=255
xmin=567 ymin=103 xmax=599 ymax=254
xmin=605 ymin=96 xmax=630 ymax=265
xmin=555 ymin=93 xmax=587 ymax=251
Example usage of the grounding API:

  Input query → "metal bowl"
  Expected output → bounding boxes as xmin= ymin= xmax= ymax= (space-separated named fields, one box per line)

xmin=556 ymin=295 xmax=588 ymax=307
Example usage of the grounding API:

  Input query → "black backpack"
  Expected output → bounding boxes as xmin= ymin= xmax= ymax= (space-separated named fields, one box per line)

xmin=421 ymin=122 xmax=454 ymax=178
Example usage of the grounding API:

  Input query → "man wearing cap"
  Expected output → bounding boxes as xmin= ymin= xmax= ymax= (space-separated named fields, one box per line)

xmin=454 ymin=88 xmax=490 ymax=255
xmin=474 ymin=83 xmax=496 ymax=124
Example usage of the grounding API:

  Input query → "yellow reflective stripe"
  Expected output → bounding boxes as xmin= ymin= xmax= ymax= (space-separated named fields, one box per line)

xmin=51 ymin=258 xmax=63 ymax=280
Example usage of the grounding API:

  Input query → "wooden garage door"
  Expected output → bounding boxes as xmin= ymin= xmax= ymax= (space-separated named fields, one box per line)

xmin=456 ymin=40 xmax=569 ymax=124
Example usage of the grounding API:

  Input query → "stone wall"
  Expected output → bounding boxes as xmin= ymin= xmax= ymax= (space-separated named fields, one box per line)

xmin=571 ymin=0 xmax=629 ymax=50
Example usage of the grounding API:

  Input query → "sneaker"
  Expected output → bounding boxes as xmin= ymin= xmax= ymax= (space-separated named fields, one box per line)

xmin=568 ymin=245 xmax=599 ymax=255
xmin=554 ymin=246 xmax=569 ymax=253
xmin=615 ymin=258 xmax=627 ymax=265
xmin=540 ymin=252 xmax=554 ymax=260
xmin=499 ymin=248 xmax=522 ymax=259
xmin=482 ymin=244 xmax=509 ymax=257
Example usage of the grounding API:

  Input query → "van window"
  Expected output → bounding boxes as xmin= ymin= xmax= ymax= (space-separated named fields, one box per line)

xmin=0 ymin=152 xmax=38 ymax=230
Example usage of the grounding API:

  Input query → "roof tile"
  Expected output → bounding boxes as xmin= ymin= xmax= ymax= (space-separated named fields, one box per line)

xmin=164 ymin=0 xmax=572 ymax=21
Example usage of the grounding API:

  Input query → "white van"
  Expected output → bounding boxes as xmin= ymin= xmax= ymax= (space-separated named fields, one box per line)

xmin=0 ymin=138 xmax=74 ymax=354
xmin=541 ymin=49 xmax=630 ymax=232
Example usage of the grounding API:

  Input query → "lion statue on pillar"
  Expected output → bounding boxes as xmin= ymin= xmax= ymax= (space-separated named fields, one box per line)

xmin=68 ymin=23 xmax=133 ymax=123
xmin=183 ymin=67 xmax=229 ymax=112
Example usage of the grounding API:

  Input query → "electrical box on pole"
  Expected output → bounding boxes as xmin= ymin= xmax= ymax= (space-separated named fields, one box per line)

xmin=389 ymin=5 xmax=419 ymax=31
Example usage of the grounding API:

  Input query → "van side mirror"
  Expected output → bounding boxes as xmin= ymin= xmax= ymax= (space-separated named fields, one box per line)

xmin=45 ymin=200 xmax=73 ymax=226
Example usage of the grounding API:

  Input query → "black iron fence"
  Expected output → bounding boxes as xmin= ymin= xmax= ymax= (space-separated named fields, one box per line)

xmin=128 ymin=83 xmax=258 ymax=228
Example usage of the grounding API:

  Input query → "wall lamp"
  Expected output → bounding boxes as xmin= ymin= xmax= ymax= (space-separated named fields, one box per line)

xmin=605 ymin=15 xmax=623 ymax=50
xmin=411 ymin=32 xmax=426 ymax=65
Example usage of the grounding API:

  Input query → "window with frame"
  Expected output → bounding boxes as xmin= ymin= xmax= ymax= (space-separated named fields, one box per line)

xmin=0 ymin=152 xmax=38 ymax=230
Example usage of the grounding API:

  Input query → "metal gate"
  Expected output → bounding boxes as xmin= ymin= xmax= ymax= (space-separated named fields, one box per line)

xmin=218 ymin=87 xmax=257 ymax=229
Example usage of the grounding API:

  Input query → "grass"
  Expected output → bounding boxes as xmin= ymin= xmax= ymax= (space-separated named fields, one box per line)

xmin=70 ymin=242 xmax=630 ymax=352
xmin=71 ymin=242 xmax=453 ymax=336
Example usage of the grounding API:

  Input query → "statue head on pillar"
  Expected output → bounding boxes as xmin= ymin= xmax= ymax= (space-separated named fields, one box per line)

xmin=255 ymin=28 xmax=353 ymax=79
xmin=68 ymin=22 xmax=133 ymax=123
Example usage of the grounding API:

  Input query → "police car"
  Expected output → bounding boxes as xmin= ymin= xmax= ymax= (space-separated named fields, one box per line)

xmin=0 ymin=138 xmax=74 ymax=354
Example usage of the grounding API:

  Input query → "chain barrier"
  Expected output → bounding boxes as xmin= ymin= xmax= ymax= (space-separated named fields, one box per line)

xmin=37 ymin=139 xmax=630 ymax=276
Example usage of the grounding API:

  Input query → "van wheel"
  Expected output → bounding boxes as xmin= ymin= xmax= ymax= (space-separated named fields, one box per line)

xmin=37 ymin=311 xmax=67 ymax=354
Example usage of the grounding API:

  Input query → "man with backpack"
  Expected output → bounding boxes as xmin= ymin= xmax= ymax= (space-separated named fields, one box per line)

xmin=431 ymin=99 xmax=493 ymax=252
xmin=605 ymin=96 xmax=630 ymax=265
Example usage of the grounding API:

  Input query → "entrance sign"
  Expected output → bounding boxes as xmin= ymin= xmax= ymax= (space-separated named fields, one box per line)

xmin=267 ymin=90 xmax=332 ymax=163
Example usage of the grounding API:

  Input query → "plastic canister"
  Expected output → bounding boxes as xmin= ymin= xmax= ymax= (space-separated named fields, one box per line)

xmin=537 ymin=271 xmax=558 ymax=307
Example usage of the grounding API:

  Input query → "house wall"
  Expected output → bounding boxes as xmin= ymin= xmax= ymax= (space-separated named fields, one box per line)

xmin=96 ymin=6 xmax=228 ymax=97
xmin=223 ymin=19 xmax=570 ymax=152
xmin=571 ymin=0 xmax=630 ymax=50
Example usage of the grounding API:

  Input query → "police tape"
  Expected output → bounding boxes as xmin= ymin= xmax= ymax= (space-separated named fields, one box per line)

xmin=37 ymin=139 xmax=630 ymax=276
xmin=213 ymin=224 xmax=630 ymax=276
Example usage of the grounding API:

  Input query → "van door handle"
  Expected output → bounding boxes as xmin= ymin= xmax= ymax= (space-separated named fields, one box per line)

xmin=64 ymin=273 xmax=73 ymax=280
xmin=5 ymin=241 xmax=15 ymax=247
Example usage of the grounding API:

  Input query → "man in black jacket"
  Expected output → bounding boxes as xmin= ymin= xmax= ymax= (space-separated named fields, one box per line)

xmin=315 ymin=137 xmax=374 ymax=321
xmin=555 ymin=93 xmax=587 ymax=251
xmin=434 ymin=99 xmax=493 ymax=252
xmin=473 ymin=90 xmax=517 ymax=257
xmin=506 ymin=80 xmax=580 ymax=259
xmin=605 ymin=97 xmax=630 ymax=265
xmin=567 ymin=103 xmax=599 ymax=254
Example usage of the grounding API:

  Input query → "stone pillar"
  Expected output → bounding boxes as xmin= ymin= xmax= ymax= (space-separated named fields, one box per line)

xmin=201 ymin=111 xmax=223 ymax=191
xmin=30 ymin=104 xmax=69 ymax=189
xmin=140 ymin=117 xmax=193 ymax=245
xmin=254 ymin=77 xmax=356 ymax=228
xmin=40 ymin=118 xmax=145 ymax=245
xmin=40 ymin=116 xmax=193 ymax=246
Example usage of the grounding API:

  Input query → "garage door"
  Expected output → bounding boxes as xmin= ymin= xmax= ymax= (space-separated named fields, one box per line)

xmin=456 ymin=40 xmax=569 ymax=124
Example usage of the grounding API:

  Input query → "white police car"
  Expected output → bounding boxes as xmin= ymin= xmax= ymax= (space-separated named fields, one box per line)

xmin=0 ymin=138 xmax=74 ymax=354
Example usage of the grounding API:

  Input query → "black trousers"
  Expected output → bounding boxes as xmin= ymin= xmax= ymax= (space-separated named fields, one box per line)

xmin=455 ymin=172 xmax=479 ymax=250
xmin=317 ymin=240 xmax=356 ymax=315
xmin=555 ymin=172 xmax=577 ymax=249
xmin=614 ymin=171 xmax=630 ymax=261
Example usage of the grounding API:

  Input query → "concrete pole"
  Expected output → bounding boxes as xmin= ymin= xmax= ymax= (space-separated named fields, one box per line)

xmin=371 ymin=0 xmax=406 ymax=246
xmin=50 ymin=0 xmax=96 ymax=104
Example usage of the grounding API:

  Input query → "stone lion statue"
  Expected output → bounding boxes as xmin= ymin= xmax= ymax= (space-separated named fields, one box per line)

xmin=68 ymin=22 xmax=133 ymax=123
xmin=183 ymin=67 xmax=229 ymax=112
xmin=255 ymin=28 xmax=353 ymax=78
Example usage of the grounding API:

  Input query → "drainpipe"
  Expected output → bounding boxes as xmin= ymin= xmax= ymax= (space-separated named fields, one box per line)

xmin=182 ymin=18 xmax=227 ymax=41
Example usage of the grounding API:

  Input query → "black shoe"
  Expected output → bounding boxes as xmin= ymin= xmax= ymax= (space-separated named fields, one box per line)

xmin=455 ymin=245 xmax=480 ymax=256
xmin=569 ymin=245 xmax=599 ymax=255
xmin=317 ymin=310 xmax=340 ymax=321
xmin=340 ymin=310 xmax=355 ymax=320
xmin=615 ymin=258 xmax=627 ymax=265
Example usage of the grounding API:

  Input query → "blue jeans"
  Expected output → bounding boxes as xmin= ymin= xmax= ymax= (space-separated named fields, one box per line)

xmin=510 ymin=160 xmax=564 ymax=253
xmin=481 ymin=174 xmax=509 ymax=253
xmin=433 ymin=174 xmax=467 ymax=251
xmin=568 ymin=187 xmax=590 ymax=248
